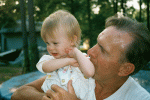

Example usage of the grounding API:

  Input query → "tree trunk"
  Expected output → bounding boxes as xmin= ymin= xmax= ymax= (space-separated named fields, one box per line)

xmin=121 ymin=0 xmax=125 ymax=14
xmin=147 ymin=0 xmax=149 ymax=30
xmin=71 ymin=0 xmax=75 ymax=15
xmin=139 ymin=0 xmax=142 ymax=22
xmin=28 ymin=0 xmax=39 ymax=72
xmin=114 ymin=0 xmax=118 ymax=14
xmin=87 ymin=0 xmax=92 ymax=48
xmin=19 ymin=0 xmax=30 ymax=73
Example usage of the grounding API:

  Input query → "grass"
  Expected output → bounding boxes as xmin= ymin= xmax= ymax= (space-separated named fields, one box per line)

xmin=0 ymin=64 xmax=22 ymax=84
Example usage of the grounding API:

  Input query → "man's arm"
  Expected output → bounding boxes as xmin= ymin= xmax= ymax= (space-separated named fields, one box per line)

xmin=11 ymin=76 xmax=46 ymax=100
xmin=11 ymin=77 xmax=79 ymax=100
xmin=42 ymin=80 xmax=80 ymax=100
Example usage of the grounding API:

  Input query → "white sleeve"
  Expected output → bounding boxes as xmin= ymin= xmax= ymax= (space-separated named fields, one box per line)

xmin=36 ymin=55 xmax=54 ymax=73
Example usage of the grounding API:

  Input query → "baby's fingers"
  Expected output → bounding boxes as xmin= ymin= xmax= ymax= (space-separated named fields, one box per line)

xmin=73 ymin=63 xmax=79 ymax=67
xmin=65 ymin=48 xmax=72 ymax=54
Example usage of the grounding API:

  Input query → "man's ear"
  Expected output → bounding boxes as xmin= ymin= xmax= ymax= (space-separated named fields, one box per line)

xmin=118 ymin=63 xmax=135 ymax=76
xmin=71 ymin=35 xmax=77 ymax=46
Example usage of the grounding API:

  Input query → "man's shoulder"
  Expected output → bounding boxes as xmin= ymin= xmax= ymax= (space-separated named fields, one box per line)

xmin=125 ymin=88 xmax=150 ymax=100
xmin=125 ymin=77 xmax=150 ymax=100
xmin=103 ymin=76 xmax=150 ymax=100
xmin=127 ymin=77 xmax=149 ymax=92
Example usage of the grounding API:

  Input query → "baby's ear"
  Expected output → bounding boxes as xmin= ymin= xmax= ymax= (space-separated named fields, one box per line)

xmin=71 ymin=35 xmax=77 ymax=46
xmin=118 ymin=63 xmax=135 ymax=76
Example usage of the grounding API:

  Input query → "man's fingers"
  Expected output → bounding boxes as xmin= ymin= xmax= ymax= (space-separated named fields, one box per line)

xmin=45 ymin=89 xmax=55 ymax=100
xmin=48 ymin=83 xmax=78 ymax=100
xmin=51 ymin=84 xmax=64 ymax=92
xmin=67 ymin=80 xmax=76 ymax=95
xmin=51 ymin=81 xmax=76 ymax=95
xmin=42 ymin=95 xmax=53 ymax=100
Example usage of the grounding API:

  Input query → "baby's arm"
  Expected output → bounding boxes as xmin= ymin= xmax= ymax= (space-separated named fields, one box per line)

xmin=68 ymin=48 xmax=95 ymax=78
xmin=42 ymin=58 xmax=78 ymax=73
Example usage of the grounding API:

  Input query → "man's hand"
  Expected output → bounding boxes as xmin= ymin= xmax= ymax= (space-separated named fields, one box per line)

xmin=42 ymin=80 xmax=79 ymax=100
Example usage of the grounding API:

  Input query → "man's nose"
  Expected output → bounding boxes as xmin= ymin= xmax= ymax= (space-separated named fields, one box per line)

xmin=87 ymin=45 xmax=97 ymax=59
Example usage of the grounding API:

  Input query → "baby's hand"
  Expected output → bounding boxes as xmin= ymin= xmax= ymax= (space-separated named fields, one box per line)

xmin=65 ymin=47 xmax=76 ymax=58
xmin=69 ymin=58 xmax=79 ymax=67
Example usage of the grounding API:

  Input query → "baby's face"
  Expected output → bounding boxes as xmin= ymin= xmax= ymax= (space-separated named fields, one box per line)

xmin=45 ymin=30 xmax=73 ymax=59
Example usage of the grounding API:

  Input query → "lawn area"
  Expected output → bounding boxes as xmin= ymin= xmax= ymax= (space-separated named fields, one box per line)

xmin=0 ymin=64 xmax=22 ymax=84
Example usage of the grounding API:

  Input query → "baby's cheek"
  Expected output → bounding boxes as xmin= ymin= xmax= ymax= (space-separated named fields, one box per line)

xmin=64 ymin=48 xmax=69 ymax=54
xmin=62 ymin=48 xmax=69 ymax=55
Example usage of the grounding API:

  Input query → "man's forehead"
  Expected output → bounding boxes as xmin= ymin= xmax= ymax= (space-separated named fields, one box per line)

xmin=98 ymin=26 xmax=131 ymax=39
xmin=97 ymin=26 xmax=133 ymax=49
xmin=97 ymin=27 xmax=116 ymax=41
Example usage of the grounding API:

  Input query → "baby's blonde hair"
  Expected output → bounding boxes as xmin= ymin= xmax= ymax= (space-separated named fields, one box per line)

xmin=41 ymin=10 xmax=81 ymax=47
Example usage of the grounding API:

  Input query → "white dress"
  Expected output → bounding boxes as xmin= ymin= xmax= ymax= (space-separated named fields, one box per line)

xmin=36 ymin=55 xmax=96 ymax=100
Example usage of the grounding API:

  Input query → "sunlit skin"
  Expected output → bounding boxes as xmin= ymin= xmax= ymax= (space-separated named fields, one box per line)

xmin=11 ymin=26 xmax=136 ymax=100
xmin=41 ymin=24 xmax=95 ymax=77
xmin=88 ymin=26 xmax=133 ymax=99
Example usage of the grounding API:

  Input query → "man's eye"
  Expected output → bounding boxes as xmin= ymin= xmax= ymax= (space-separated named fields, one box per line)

xmin=100 ymin=48 xmax=104 ymax=52
xmin=98 ymin=44 xmax=104 ymax=52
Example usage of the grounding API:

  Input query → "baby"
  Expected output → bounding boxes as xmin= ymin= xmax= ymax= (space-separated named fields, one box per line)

xmin=36 ymin=10 xmax=96 ymax=100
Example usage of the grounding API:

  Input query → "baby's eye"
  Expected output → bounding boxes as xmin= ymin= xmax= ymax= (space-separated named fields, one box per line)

xmin=53 ymin=42 xmax=58 ymax=45
xmin=46 ymin=42 xmax=49 ymax=45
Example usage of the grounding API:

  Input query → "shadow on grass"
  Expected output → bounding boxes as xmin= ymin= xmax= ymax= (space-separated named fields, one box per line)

xmin=0 ymin=64 xmax=22 ymax=84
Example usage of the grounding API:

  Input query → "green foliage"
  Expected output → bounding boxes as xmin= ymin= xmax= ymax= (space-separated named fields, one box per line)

xmin=0 ymin=0 xmax=20 ymax=29
xmin=0 ymin=11 xmax=16 ymax=29
xmin=0 ymin=0 xmax=149 ymax=73
xmin=34 ymin=0 xmax=72 ymax=21
xmin=0 ymin=0 xmax=149 ymax=47
xmin=89 ymin=0 xmax=114 ymax=47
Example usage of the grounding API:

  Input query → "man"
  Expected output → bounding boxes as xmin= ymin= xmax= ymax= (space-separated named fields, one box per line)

xmin=11 ymin=15 xmax=150 ymax=100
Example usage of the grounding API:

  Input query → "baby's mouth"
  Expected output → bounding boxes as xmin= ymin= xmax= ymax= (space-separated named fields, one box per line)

xmin=52 ymin=53 xmax=58 ymax=56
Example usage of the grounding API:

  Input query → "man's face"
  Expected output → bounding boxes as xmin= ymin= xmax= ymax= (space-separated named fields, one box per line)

xmin=88 ymin=26 xmax=133 ymax=82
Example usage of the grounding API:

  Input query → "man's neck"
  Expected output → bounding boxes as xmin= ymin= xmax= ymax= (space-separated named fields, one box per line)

xmin=95 ymin=76 xmax=129 ymax=100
